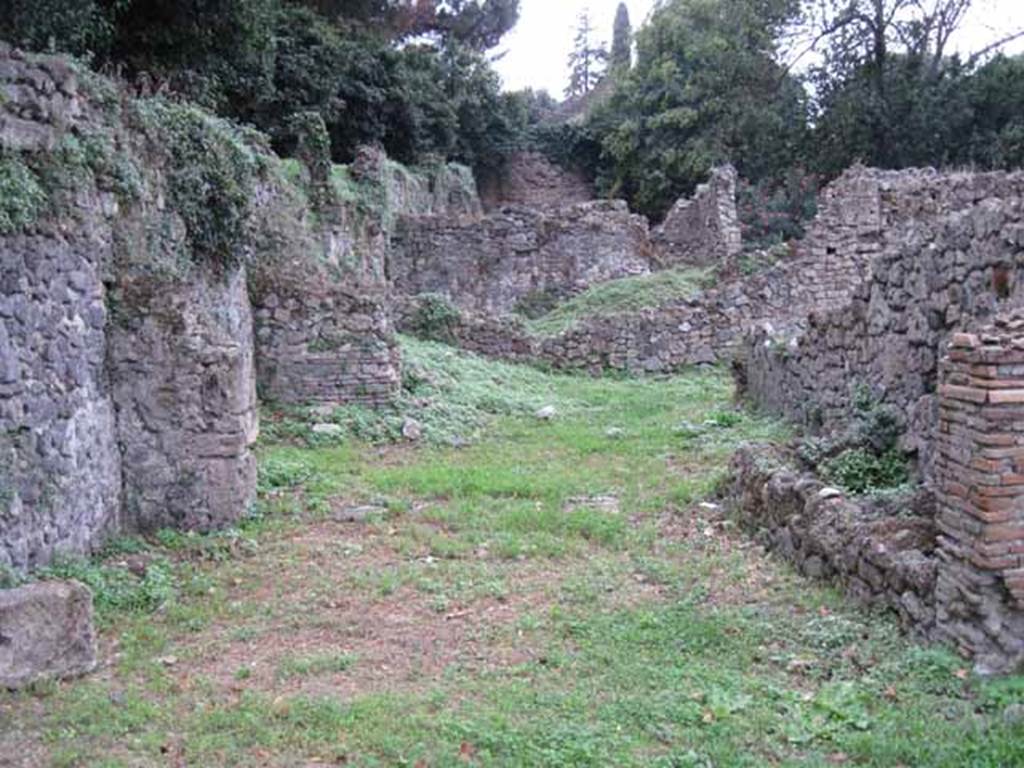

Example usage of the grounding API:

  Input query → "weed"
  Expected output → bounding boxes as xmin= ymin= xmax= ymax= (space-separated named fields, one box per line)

xmin=277 ymin=652 xmax=357 ymax=680
xmin=822 ymin=447 xmax=909 ymax=494
xmin=38 ymin=556 xmax=176 ymax=617
xmin=0 ymin=154 xmax=46 ymax=234
xmin=405 ymin=293 xmax=462 ymax=343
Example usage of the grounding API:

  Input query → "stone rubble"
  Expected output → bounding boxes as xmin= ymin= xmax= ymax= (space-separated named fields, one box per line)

xmin=0 ymin=580 xmax=97 ymax=689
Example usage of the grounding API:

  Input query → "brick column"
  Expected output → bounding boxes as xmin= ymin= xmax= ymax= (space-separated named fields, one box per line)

xmin=935 ymin=318 xmax=1024 ymax=672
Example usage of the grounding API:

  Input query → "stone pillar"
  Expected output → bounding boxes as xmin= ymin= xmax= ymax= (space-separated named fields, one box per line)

xmin=108 ymin=266 xmax=258 ymax=533
xmin=935 ymin=319 xmax=1024 ymax=672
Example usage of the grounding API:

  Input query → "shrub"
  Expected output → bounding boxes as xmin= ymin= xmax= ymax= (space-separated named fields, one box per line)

xmin=0 ymin=155 xmax=46 ymax=234
xmin=134 ymin=99 xmax=260 ymax=266
xmin=406 ymin=293 xmax=461 ymax=342
xmin=822 ymin=447 xmax=908 ymax=494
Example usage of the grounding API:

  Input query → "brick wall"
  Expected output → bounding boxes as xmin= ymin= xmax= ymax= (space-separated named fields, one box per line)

xmin=254 ymin=286 xmax=399 ymax=408
xmin=934 ymin=322 xmax=1024 ymax=670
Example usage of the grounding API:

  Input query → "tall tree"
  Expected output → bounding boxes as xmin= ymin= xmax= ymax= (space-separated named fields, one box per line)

xmin=587 ymin=0 xmax=806 ymax=219
xmin=566 ymin=9 xmax=608 ymax=98
xmin=791 ymin=0 xmax=1024 ymax=171
xmin=610 ymin=2 xmax=632 ymax=74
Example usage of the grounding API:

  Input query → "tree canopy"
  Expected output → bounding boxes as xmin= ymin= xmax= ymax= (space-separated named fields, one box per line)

xmin=583 ymin=0 xmax=807 ymax=219
xmin=0 ymin=0 xmax=524 ymax=172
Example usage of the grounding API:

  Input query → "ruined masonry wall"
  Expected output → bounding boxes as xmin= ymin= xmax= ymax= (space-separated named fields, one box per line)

xmin=0 ymin=48 xmax=406 ymax=570
xmin=729 ymin=315 xmax=1024 ymax=673
xmin=728 ymin=447 xmax=939 ymax=637
xmin=401 ymin=237 xmax=866 ymax=375
xmin=391 ymin=201 xmax=652 ymax=315
xmin=109 ymin=268 xmax=258 ymax=533
xmin=742 ymin=170 xmax=1024 ymax=478
xmin=477 ymin=151 xmax=593 ymax=213
xmin=0 ymin=229 xmax=122 ymax=571
xmin=399 ymin=167 xmax=896 ymax=373
xmin=255 ymin=287 xmax=399 ymax=407
xmin=653 ymin=165 xmax=742 ymax=268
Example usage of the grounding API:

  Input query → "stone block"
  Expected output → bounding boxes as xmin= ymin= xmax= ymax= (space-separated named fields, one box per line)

xmin=0 ymin=581 xmax=97 ymax=689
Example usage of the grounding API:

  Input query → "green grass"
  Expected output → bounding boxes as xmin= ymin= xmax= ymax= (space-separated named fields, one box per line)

xmin=3 ymin=343 xmax=1023 ymax=767
xmin=523 ymin=267 xmax=710 ymax=337
xmin=262 ymin=334 xmax=588 ymax=446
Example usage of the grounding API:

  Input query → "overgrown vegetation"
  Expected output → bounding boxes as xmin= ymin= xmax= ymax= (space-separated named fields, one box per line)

xmin=403 ymin=294 xmax=463 ymax=343
xmin=1 ymin=1 xmax=526 ymax=176
xmin=263 ymin=335 xmax=582 ymax=446
xmin=134 ymin=99 xmax=261 ymax=266
xmin=0 ymin=154 xmax=46 ymax=234
xmin=798 ymin=384 xmax=911 ymax=494
xmin=821 ymin=447 xmax=910 ymax=494
xmin=522 ymin=267 xmax=710 ymax=337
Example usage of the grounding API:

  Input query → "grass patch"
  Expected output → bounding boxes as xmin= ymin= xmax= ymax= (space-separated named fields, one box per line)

xmin=523 ymin=267 xmax=710 ymax=337
xmin=277 ymin=652 xmax=357 ymax=680
xmin=263 ymin=335 xmax=586 ymax=446
xmin=4 ymin=351 xmax=1023 ymax=767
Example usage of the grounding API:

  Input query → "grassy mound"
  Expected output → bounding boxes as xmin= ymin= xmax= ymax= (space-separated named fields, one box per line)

xmin=261 ymin=335 xmax=586 ymax=446
xmin=523 ymin=266 xmax=710 ymax=337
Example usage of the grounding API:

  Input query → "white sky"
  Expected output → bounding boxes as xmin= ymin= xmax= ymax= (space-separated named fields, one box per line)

xmin=493 ymin=0 xmax=1024 ymax=96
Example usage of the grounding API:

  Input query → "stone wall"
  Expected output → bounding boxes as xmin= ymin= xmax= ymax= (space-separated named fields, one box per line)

xmin=399 ymin=243 xmax=866 ymax=375
xmin=396 ymin=166 xmax=900 ymax=374
xmin=0 ymin=225 xmax=122 ymax=572
xmin=477 ymin=152 xmax=593 ymax=212
xmin=391 ymin=201 xmax=652 ymax=315
xmin=0 ymin=48 xmax=408 ymax=570
xmin=740 ymin=169 xmax=1024 ymax=478
xmin=653 ymin=165 xmax=742 ymax=268
xmin=728 ymin=315 xmax=1024 ymax=673
xmin=108 ymin=267 xmax=258 ymax=533
xmin=727 ymin=446 xmax=939 ymax=637
xmin=254 ymin=285 xmax=399 ymax=407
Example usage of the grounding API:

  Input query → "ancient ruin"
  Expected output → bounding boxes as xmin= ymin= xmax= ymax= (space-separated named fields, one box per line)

xmin=0 ymin=48 xmax=468 ymax=571
xmin=5 ymin=40 xmax=1024 ymax=689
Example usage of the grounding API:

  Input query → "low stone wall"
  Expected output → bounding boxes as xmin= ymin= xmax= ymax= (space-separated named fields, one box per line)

xmin=478 ymin=152 xmax=593 ymax=212
xmin=653 ymin=165 xmax=742 ymax=268
xmin=399 ymin=245 xmax=862 ymax=375
xmin=727 ymin=445 xmax=939 ymax=636
xmin=729 ymin=315 xmax=1024 ymax=672
xmin=740 ymin=170 xmax=1024 ymax=479
xmin=254 ymin=286 xmax=399 ymax=407
xmin=391 ymin=201 xmax=652 ymax=315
